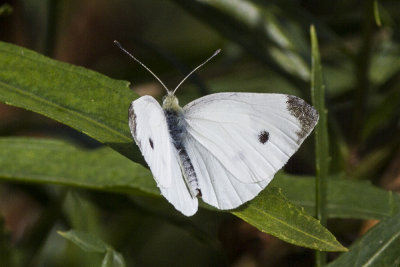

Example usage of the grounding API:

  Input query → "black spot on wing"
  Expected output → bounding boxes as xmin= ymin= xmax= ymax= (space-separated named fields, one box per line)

xmin=149 ymin=138 xmax=154 ymax=149
xmin=258 ymin=130 xmax=269 ymax=144
xmin=286 ymin=96 xmax=319 ymax=141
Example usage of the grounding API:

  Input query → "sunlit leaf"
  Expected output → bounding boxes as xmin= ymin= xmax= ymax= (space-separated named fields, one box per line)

xmin=233 ymin=187 xmax=346 ymax=252
xmin=0 ymin=41 xmax=140 ymax=162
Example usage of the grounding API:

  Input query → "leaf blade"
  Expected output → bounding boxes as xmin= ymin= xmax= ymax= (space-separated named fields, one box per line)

xmin=0 ymin=41 xmax=139 ymax=161
xmin=59 ymin=230 xmax=126 ymax=267
xmin=1 ymin=137 xmax=396 ymax=221
xmin=233 ymin=187 xmax=346 ymax=252
xmin=0 ymin=137 xmax=345 ymax=251
xmin=327 ymin=211 xmax=400 ymax=267
xmin=58 ymin=230 xmax=108 ymax=253
xmin=0 ymin=137 xmax=157 ymax=196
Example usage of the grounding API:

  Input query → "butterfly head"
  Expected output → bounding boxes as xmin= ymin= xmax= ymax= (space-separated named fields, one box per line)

xmin=162 ymin=94 xmax=181 ymax=111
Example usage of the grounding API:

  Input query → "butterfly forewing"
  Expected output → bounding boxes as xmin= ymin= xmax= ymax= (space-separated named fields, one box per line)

xmin=129 ymin=95 xmax=198 ymax=216
xmin=182 ymin=93 xmax=318 ymax=209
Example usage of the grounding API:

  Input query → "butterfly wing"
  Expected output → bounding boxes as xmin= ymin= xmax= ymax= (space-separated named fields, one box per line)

xmin=129 ymin=95 xmax=198 ymax=216
xmin=182 ymin=93 xmax=318 ymax=209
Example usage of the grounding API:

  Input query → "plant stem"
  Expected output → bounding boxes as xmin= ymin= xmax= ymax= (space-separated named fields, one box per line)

xmin=310 ymin=25 xmax=329 ymax=266
xmin=352 ymin=0 xmax=374 ymax=146
xmin=44 ymin=0 xmax=62 ymax=57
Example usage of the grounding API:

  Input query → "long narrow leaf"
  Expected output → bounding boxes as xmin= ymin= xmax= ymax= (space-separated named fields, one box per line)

xmin=310 ymin=25 xmax=329 ymax=266
xmin=58 ymin=230 xmax=126 ymax=267
xmin=1 ymin=137 xmax=396 ymax=221
xmin=0 ymin=41 xmax=140 ymax=162
xmin=171 ymin=0 xmax=310 ymax=82
xmin=310 ymin=25 xmax=329 ymax=226
xmin=0 ymin=137 xmax=345 ymax=251
xmin=0 ymin=137 xmax=157 ymax=195
xmin=274 ymin=175 xmax=400 ymax=220
xmin=233 ymin=187 xmax=346 ymax=252
xmin=328 ymin=210 xmax=400 ymax=266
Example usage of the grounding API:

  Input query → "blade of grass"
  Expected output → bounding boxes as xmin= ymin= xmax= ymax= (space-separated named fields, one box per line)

xmin=327 ymin=210 xmax=400 ymax=266
xmin=310 ymin=25 xmax=330 ymax=266
xmin=352 ymin=0 xmax=374 ymax=145
xmin=171 ymin=0 xmax=310 ymax=90
xmin=58 ymin=230 xmax=126 ymax=267
xmin=373 ymin=0 xmax=382 ymax=26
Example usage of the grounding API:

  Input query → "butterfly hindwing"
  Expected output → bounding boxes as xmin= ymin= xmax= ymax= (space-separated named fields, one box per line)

xmin=129 ymin=95 xmax=198 ymax=216
xmin=182 ymin=93 xmax=318 ymax=209
xmin=184 ymin=133 xmax=270 ymax=209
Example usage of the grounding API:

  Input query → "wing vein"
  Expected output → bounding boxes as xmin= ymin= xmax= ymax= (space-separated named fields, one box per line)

xmin=186 ymin=134 xmax=244 ymax=204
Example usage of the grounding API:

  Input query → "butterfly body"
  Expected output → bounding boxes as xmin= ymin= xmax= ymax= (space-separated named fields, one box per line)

xmin=163 ymin=96 xmax=201 ymax=198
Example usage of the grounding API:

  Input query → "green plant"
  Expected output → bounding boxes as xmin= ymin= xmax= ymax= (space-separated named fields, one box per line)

xmin=0 ymin=1 xmax=399 ymax=266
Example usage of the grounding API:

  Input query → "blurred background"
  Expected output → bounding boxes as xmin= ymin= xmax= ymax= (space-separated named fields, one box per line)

xmin=0 ymin=0 xmax=400 ymax=266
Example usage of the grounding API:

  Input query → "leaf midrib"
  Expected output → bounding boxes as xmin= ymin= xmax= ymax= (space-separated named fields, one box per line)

xmin=361 ymin=229 xmax=400 ymax=266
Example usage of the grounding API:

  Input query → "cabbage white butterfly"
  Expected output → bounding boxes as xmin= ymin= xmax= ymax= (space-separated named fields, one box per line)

xmin=115 ymin=41 xmax=319 ymax=216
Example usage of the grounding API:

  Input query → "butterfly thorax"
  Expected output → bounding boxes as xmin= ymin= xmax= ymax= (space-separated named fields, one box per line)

xmin=162 ymin=94 xmax=185 ymax=148
xmin=163 ymin=95 xmax=200 ymax=198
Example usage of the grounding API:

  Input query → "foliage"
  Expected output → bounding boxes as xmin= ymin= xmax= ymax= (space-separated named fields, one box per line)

xmin=0 ymin=0 xmax=399 ymax=266
xmin=58 ymin=230 xmax=125 ymax=267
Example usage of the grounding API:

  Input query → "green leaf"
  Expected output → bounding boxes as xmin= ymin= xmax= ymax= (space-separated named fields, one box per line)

xmin=361 ymin=87 xmax=400 ymax=143
xmin=0 ymin=137 xmax=345 ymax=251
xmin=310 ymin=24 xmax=329 ymax=266
xmin=2 ymin=137 xmax=396 ymax=222
xmin=102 ymin=250 xmax=126 ymax=267
xmin=58 ymin=230 xmax=108 ymax=253
xmin=0 ymin=4 xmax=13 ymax=16
xmin=373 ymin=0 xmax=382 ymax=26
xmin=233 ymin=187 xmax=347 ymax=252
xmin=171 ymin=0 xmax=310 ymax=81
xmin=0 ymin=41 xmax=140 ymax=162
xmin=327 ymin=211 xmax=400 ymax=267
xmin=58 ymin=230 xmax=126 ymax=267
xmin=0 ymin=137 xmax=157 ymax=196
xmin=274 ymin=175 xmax=400 ymax=220
xmin=310 ymin=24 xmax=329 ymax=224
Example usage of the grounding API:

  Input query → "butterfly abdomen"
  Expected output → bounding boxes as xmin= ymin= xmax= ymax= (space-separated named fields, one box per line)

xmin=164 ymin=108 xmax=200 ymax=197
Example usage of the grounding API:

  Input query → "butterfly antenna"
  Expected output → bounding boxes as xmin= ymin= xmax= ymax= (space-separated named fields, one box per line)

xmin=114 ymin=40 xmax=170 ymax=94
xmin=172 ymin=49 xmax=221 ymax=95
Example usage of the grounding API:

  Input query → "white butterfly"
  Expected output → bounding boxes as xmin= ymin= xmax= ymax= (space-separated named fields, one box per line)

xmin=115 ymin=41 xmax=319 ymax=216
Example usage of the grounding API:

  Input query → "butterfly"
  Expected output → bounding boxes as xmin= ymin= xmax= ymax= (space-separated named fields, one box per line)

xmin=115 ymin=41 xmax=319 ymax=216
